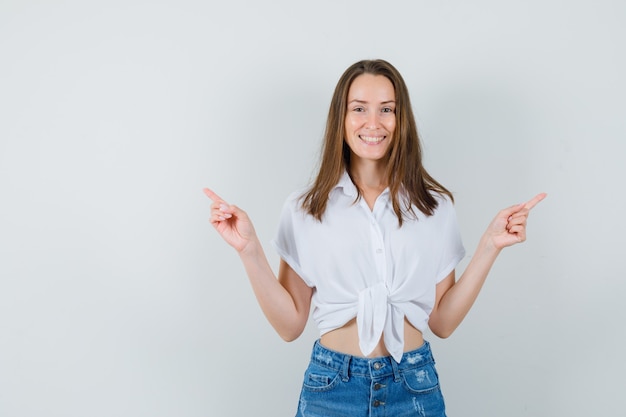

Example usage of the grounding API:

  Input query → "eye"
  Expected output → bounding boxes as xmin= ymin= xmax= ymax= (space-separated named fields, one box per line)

xmin=381 ymin=107 xmax=395 ymax=113
xmin=352 ymin=106 xmax=365 ymax=112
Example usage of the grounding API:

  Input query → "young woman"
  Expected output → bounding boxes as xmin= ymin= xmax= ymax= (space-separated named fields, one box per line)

xmin=204 ymin=59 xmax=545 ymax=416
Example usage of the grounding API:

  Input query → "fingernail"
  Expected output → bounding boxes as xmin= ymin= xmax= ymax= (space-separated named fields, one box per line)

xmin=219 ymin=204 xmax=228 ymax=211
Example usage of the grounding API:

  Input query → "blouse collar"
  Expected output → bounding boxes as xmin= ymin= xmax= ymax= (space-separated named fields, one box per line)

xmin=334 ymin=170 xmax=392 ymax=201
xmin=334 ymin=170 xmax=358 ymax=198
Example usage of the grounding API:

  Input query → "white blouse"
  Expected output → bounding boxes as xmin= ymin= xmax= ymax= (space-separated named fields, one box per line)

xmin=272 ymin=171 xmax=465 ymax=362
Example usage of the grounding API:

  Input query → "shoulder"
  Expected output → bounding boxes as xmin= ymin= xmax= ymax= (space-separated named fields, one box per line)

xmin=426 ymin=190 xmax=457 ymax=220
xmin=279 ymin=187 xmax=310 ymax=218
xmin=401 ymin=189 xmax=456 ymax=213
xmin=432 ymin=191 xmax=455 ymax=208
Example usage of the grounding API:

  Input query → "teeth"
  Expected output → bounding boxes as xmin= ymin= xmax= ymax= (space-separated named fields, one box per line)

xmin=360 ymin=136 xmax=384 ymax=143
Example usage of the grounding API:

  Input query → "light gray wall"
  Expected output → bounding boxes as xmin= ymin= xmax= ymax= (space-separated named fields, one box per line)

xmin=1 ymin=1 xmax=624 ymax=416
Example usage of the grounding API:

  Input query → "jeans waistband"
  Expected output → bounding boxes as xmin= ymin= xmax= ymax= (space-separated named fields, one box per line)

xmin=309 ymin=339 xmax=435 ymax=381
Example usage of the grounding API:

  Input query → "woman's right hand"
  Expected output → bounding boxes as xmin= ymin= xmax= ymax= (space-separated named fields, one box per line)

xmin=203 ymin=188 xmax=258 ymax=253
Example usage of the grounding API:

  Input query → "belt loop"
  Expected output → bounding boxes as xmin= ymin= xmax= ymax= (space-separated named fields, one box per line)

xmin=340 ymin=353 xmax=351 ymax=382
xmin=390 ymin=357 xmax=401 ymax=382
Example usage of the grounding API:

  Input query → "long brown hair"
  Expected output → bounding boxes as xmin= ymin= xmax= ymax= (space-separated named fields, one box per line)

xmin=301 ymin=59 xmax=453 ymax=225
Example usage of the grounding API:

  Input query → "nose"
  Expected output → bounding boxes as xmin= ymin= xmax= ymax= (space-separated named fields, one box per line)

xmin=365 ymin=111 xmax=379 ymax=129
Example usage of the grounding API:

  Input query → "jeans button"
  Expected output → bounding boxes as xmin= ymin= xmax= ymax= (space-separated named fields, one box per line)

xmin=373 ymin=383 xmax=383 ymax=390
xmin=373 ymin=400 xmax=385 ymax=407
xmin=373 ymin=362 xmax=382 ymax=370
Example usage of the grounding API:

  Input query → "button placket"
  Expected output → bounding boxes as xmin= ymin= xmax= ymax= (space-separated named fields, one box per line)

xmin=368 ymin=215 xmax=387 ymax=286
xmin=373 ymin=382 xmax=385 ymax=390
xmin=370 ymin=374 xmax=388 ymax=412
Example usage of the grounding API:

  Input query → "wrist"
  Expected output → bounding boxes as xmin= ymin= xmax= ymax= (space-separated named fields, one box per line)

xmin=478 ymin=233 xmax=503 ymax=256
xmin=237 ymin=237 xmax=262 ymax=258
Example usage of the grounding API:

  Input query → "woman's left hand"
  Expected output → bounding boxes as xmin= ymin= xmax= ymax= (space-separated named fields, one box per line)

xmin=486 ymin=193 xmax=547 ymax=250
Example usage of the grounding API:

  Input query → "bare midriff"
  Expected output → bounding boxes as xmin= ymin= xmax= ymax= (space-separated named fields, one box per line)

xmin=319 ymin=317 xmax=424 ymax=358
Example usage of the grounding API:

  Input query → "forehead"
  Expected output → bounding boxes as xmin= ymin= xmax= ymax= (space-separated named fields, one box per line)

xmin=348 ymin=74 xmax=395 ymax=100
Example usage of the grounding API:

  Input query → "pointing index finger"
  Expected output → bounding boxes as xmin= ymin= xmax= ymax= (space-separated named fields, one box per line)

xmin=525 ymin=193 xmax=547 ymax=210
xmin=203 ymin=188 xmax=226 ymax=204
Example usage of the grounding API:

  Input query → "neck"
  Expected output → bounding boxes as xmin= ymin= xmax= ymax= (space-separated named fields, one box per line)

xmin=350 ymin=160 xmax=387 ymax=191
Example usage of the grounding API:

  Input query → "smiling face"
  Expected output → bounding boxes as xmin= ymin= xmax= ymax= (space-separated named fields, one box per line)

xmin=344 ymin=73 xmax=396 ymax=166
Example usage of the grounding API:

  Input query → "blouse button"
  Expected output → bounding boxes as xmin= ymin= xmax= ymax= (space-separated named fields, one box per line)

xmin=376 ymin=248 xmax=382 ymax=254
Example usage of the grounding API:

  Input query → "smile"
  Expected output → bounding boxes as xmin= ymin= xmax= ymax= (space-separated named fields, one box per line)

xmin=359 ymin=135 xmax=385 ymax=144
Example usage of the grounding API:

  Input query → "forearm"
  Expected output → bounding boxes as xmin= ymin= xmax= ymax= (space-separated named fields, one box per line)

xmin=429 ymin=234 xmax=501 ymax=337
xmin=238 ymin=241 xmax=304 ymax=340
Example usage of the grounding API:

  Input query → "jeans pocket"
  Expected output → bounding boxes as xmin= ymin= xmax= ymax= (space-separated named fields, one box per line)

xmin=302 ymin=362 xmax=342 ymax=392
xmin=401 ymin=363 xmax=441 ymax=395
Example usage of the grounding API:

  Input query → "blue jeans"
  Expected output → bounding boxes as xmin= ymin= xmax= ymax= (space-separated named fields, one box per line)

xmin=296 ymin=340 xmax=447 ymax=417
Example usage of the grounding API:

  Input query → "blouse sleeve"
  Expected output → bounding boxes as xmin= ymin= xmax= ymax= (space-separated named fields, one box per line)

xmin=271 ymin=194 xmax=315 ymax=287
xmin=435 ymin=196 xmax=466 ymax=283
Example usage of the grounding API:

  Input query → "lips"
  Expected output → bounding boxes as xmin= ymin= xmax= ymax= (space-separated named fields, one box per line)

xmin=359 ymin=135 xmax=385 ymax=144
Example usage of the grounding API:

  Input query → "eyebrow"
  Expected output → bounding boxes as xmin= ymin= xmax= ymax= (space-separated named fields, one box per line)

xmin=348 ymin=99 xmax=396 ymax=105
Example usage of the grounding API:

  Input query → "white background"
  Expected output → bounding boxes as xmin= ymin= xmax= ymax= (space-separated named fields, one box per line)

xmin=1 ymin=1 xmax=624 ymax=416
